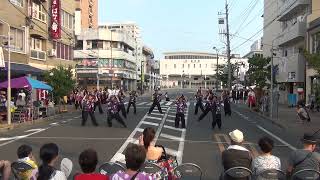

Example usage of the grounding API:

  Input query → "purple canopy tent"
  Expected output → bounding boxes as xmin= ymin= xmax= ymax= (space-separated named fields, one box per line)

xmin=0 ymin=76 xmax=53 ymax=90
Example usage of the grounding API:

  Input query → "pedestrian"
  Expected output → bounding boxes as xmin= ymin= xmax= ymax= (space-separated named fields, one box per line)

xmin=198 ymin=94 xmax=217 ymax=124
xmin=232 ymin=88 xmax=237 ymax=103
xmin=296 ymin=102 xmax=311 ymax=123
xmin=224 ymin=96 xmax=232 ymax=116
xmin=165 ymin=92 xmax=170 ymax=101
xmin=194 ymin=90 xmax=204 ymax=115
xmin=75 ymin=91 xmax=82 ymax=110
xmin=117 ymin=90 xmax=127 ymax=118
xmin=148 ymin=90 xmax=163 ymax=114
xmin=106 ymin=95 xmax=127 ymax=128
xmin=248 ymin=89 xmax=256 ymax=108
xmin=127 ymin=90 xmax=137 ymax=114
xmin=175 ymin=95 xmax=187 ymax=128
xmin=81 ymin=94 xmax=99 ymax=126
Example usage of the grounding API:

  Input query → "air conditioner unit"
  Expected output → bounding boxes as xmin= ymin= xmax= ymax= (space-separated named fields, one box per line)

xmin=48 ymin=49 xmax=57 ymax=57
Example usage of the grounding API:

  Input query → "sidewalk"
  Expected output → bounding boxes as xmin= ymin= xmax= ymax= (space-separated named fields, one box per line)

xmin=0 ymin=105 xmax=77 ymax=132
xmin=235 ymin=103 xmax=320 ymax=133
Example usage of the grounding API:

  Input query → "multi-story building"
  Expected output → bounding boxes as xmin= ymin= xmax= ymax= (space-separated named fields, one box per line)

xmin=243 ymin=39 xmax=263 ymax=58
xmin=76 ymin=0 xmax=98 ymax=29
xmin=160 ymin=52 xmax=248 ymax=89
xmin=306 ymin=0 xmax=320 ymax=102
xmin=0 ymin=0 xmax=77 ymax=82
xmin=74 ymin=25 xmax=138 ymax=90
xmin=276 ymin=0 xmax=310 ymax=104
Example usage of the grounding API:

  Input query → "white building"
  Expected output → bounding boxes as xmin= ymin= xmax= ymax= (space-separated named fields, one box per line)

xmin=160 ymin=52 xmax=248 ymax=89
xmin=74 ymin=25 xmax=138 ymax=90
xmin=243 ymin=39 xmax=263 ymax=58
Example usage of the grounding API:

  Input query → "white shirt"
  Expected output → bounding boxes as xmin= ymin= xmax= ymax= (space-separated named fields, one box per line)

xmin=50 ymin=170 xmax=67 ymax=180
xmin=252 ymin=155 xmax=281 ymax=175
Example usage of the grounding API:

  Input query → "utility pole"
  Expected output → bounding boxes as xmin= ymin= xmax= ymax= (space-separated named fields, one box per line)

xmin=225 ymin=0 xmax=232 ymax=91
xmin=270 ymin=46 xmax=274 ymax=120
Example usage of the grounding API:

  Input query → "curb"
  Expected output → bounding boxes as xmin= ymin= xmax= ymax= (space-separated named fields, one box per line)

xmin=234 ymin=104 xmax=287 ymax=130
xmin=0 ymin=109 xmax=77 ymax=133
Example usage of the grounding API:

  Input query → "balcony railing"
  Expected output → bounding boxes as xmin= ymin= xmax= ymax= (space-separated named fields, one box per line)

xmin=278 ymin=0 xmax=310 ymax=21
xmin=278 ymin=20 xmax=306 ymax=46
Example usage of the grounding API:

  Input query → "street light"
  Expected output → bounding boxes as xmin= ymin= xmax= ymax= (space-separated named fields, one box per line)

xmin=0 ymin=19 xmax=11 ymax=125
xmin=213 ymin=46 xmax=225 ymax=91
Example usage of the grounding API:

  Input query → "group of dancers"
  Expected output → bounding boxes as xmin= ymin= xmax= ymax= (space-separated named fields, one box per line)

xmin=195 ymin=87 xmax=232 ymax=130
xmin=72 ymin=88 xmax=137 ymax=128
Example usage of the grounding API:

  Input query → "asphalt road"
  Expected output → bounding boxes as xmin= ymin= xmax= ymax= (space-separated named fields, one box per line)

xmin=0 ymin=88 xmax=305 ymax=180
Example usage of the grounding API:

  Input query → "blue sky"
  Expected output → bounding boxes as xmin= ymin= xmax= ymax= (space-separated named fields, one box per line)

xmin=98 ymin=0 xmax=263 ymax=59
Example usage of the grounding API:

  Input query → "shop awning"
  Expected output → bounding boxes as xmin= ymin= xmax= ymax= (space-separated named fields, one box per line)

xmin=3 ymin=62 xmax=44 ymax=75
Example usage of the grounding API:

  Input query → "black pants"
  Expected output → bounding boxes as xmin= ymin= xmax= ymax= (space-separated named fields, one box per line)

xmin=148 ymin=102 xmax=163 ymax=114
xmin=107 ymin=113 xmax=127 ymax=127
xmin=198 ymin=109 xmax=216 ymax=122
xmin=94 ymin=101 xmax=104 ymax=114
xmin=127 ymin=102 xmax=136 ymax=114
xmin=75 ymin=101 xmax=81 ymax=110
xmin=212 ymin=114 xmax=221 ymax=129
xmin=175 ymin=112 xmax=186 ymax=128
xmin=194 ymin=101 xmax=204 ymax=114
xmin=82 ymin=111 xmax=98 ymax=126
xmin=119 ymin=103 xmax=127 ymax=118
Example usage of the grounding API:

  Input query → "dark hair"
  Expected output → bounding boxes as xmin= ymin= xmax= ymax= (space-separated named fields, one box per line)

xmin=17 ymin=144 xmax=32 ymax=159
xmin=143 ymin=127 xmax=155 ymax=149
xmin=79 ymin=149 xmax=98 ymax=173
xmin=38 ymin=143 xmax=59 ymax=180
xmin=258 ymin=137 xmax=274 ymax=153
xmin=125 ymin=144 xmax=146 ymax=171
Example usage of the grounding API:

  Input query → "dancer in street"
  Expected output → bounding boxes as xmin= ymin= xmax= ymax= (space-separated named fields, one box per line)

xmin=81 ymin=94 xmax=98 ymax=126
xmin=212 ymin=96 xmax=222 ymax=130
xmin=117 ymin=89 xmax=127 ymax=118
xmin=94 ymin=89 xmax=103 ymax=114
xmin=127 ymin=90 xmax=137 ymax=114
xmin=198 ymin=94 xmax=217 ymax=124
xmin=223 ymin=95 xmax=232 ymax=116
xmin=106 ymin=95 xmax=127 ymax=128
xmin=148 ymin=90 xmax=163 ymax=114
xmin=175 ymin=95 xmax=187 ymax=128
xmin=194 ymin=89 xmax=204 ymax=115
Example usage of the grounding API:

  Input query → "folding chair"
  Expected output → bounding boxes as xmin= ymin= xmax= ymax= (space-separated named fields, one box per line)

xmin=140 ymin=162 xmax=162 ymax=174
xmin=98 ymin=162 xmax=126 ymax=176
xmin=291 ymin=169 xmax=320 ymax=180
xmin=255 ymin=169 xmax=286 ymax=180
xmin=223 ymin=166 xmax=252 ymax=180
xmin=173 ymin=163 xmax=202 ymax=180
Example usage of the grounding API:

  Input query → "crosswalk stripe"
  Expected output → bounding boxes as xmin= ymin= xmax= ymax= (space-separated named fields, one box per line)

xmin=160 ymin=133 xmax=182 ymax=141
xmin=165 ymin=102 xmax=173 ymax=106
xmin=141 ymin=121 xmax=158 ymax=126
xmin=124 ymin=102 xmax=128 ymax=105
xmin=167 ymin=114 xmax=176 ymax=118
xmin=137 ymin=102 xmax=147 ymax=105
xmin=146 ymin=116 xmax=162 ymax=120
xmin=164 ymin=125 xmax=185 ymax=132
xmin=166 ymin=119 xmax=175 ymax=123
xmin=146 ymin=102 xmax=153 ymax=106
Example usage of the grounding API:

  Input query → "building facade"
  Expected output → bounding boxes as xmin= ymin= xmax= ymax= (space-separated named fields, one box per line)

xmin=74 ymin=25 xmax=138 ymax=91
xmin=306 ymin=0 xmax=320 ymax=102
xmin=0 ymin=0 xmax=77 ymax=81
xmin=76 ymin=0 xmax=98 ymax=29
xmin=243 ymin=39 xmax=263 ymax=58
xmin=160 ymin=52 xmax=247 ymax=89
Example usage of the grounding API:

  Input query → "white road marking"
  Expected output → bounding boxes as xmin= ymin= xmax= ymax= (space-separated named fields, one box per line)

xmin=49 ymin=122 xmax=59 ymax=126
xmin=0 ymin=128 xmax=49 ymax=147
xmin=163 ymin=125 xmax=185 ymax=132
xmin=137 ymin=102 xmax=147 ymax=106
xmin=167 ymin=114 xmax=176 ymax=118
xmin=124 ymin=102 xmax=128 ymax=105
xmin=24 ymin=128 xmax=45 ymax=133
xmin=141 ymin=121 xmax=159 ymax=126
xmin=165 ymin=102 xmax=173 ymax=106
xmin=160 ymin=133 xmax=182 ymax=141
xmin=166 ymin=119 xmax=175 ymax=123
xmin=146 ymin=116 xmax=162 ymax=121
xmin=150 ymin=112 xmax=164 ymax=116
xmin=233 ymin=110 xmax=296 ymax=150
xmin=146 ymin=102 xmax=153 ymax=106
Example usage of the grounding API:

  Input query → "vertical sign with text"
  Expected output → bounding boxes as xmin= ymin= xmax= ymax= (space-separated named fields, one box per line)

xmin=50 ymin=0 xmax=61 ymax=39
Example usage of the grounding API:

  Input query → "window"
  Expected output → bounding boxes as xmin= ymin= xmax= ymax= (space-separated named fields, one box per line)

xmin=10 ymin=0 xmax=23 ymax=7
xmin=182 ymin=64 xmax=184 ymax=68
xmin=10 ymin=27 xmax=25 ymax=52
xmin=31 ymin=37 xmax=42 ymax=51
xmin=312 ymin=32 xmax=320 ymax=54
xmin=75 ymin=40 xmax=83 ymax=50
xmin=61 ymin=10 xmax=74 ymax=30
xmin=30 ymin=37 xmax=45 ymax=60
xmin=194 ymin=64 xmax=195 ymax=68
xmin=174 ymin=64 xmax=176 ymax=68
xmin=54 ymin=41 xmax=73 ymax=60
xmin=32 ymin=2 xmax=46 ymax=22
xmin=188 ymin=64 xmax=190 ymax=68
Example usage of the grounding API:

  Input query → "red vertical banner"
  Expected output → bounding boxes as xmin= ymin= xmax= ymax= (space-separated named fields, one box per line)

xmin=50 ymin=0 xmax=61 ymax=39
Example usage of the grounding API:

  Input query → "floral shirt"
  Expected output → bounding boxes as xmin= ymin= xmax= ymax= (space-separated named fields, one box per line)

xmin=82 ymin=99 xmax=95 ymax=112
xmin=107 ymin=100 xmax=120 ymax=114
xmin=111 ymin=170 xmax=155 ymax=180
xmin=129 ymin=94 xmax=137 ymax=103
xmin=252 ymin=155 xmax=281 ymax=175
xmin=153 ymin=93 xmax=162 ymax=103
xmin=175 ymin=100 xmax=187 ymax=113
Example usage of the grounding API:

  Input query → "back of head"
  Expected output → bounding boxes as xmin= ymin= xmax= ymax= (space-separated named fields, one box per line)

xmin=143 ymin=127 xmax=156 ymax=149
xmin=79 ymin=149 xmax=98 ymax=173
xmin=38 ymin=143 xmax=59 ymax=180
xmin=17 ymin=144 xmax=32 ymax=159
xmin=125 ymin=144 xmax=146 ymax=171
xmin=258 ymin=136 xmax=274 ymax=153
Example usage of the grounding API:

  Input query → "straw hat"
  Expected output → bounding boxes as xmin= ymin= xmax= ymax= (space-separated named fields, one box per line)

xmin=229 ymin=129 xmax=244 ymax=143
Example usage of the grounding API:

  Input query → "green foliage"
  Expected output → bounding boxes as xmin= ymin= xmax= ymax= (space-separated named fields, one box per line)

xmin=216 ymin=64 xmax=236 ymax=88
xmin=44 ymin=66 xmax=75 ymax=103
xmin=304 ymin=50 xmax=320 ymax=75
xmin=246 ymin=55 xmax=271 ymax=88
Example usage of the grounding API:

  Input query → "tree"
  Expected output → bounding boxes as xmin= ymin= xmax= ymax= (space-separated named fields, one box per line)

xmin=246 ymin=55 xmax=271 ymax=89
xmin=44 ymin=65 xmax=75 ymax=104
xmin=304 ymin=51 xmax=320 ymax=104
xmin=216 ymin=64 xmax=236 ymax=88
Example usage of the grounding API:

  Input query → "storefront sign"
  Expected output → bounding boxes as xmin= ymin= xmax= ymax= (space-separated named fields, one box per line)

xmin=50 ymin=0 xmax=61 ymax=39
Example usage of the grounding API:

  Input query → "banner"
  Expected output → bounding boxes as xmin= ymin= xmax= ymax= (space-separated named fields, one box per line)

xmin=50 ymin=0 xmax=61 ymax=39
xmin=0 ymin=47 xmax=4 ymax=67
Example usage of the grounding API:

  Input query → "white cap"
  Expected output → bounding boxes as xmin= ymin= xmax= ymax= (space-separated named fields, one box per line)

xmin=229 ymin=129 xmax=244 ymax=143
